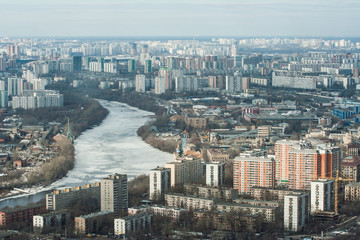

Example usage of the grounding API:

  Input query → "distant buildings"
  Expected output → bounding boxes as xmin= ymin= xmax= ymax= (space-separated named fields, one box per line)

xmin=12 ymin=90 xmax=64 ymax=110
xmin=135 ymin=74 xmax=146 ymax=93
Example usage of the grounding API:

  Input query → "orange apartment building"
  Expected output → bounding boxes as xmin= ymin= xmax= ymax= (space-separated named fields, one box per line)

xmin=275 ymin=140 xmax=341 ymax=190
xmin=233 ymin=156 xmax=275 ymax=194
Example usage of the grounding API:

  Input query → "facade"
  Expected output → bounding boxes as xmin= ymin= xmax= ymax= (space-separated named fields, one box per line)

xmin=144 ymin=60 xmax=152 ymax=73
xmin=135 ymin=74 xmax=146 ymax=93
xmin=149 ymin=167 xmax=171 ymax=201
xmin=164 ymin=157 xmax=203 ymax=187
xmin=310 ymin=179 xmax=334 ymax=213
xmin=284 ymin=193 xmax=309 ymax=232
xmin=46 ymin=183 xmax=100 ymax=211
xmin=250 ymin=187 xmax=305 ymax=202
xmin=345 ymin=182 xmax=360 ymax=201
xmin=206 ymin=162 xmax=225 ymax=187
xmin=233 ymin=156 xmax=275 ymax=194
xmin=184 ymin=184 xmax=238 ymax=201
xmin=272 ymin=70 xmax=316 ymax=90
xmin=101 ymin=174 xmax=128 ymax=213
xmin=74 ymin=211 xmax=113 ymax=235
xmin=165 ymin=194 xmax=216 ymax=211
xmin=114 ymin=213 xmax=152 ymax=236
xmin=0 ymin=204 xmax=46 ymax=226
xmin=225 ymin=76 xmax=241 ymax=92
xmin=216 ymin=203 xmax=276 ymax=222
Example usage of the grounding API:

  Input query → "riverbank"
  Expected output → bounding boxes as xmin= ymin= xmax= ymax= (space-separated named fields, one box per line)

xmin=0 ymin=93 xmax=109 ymax=200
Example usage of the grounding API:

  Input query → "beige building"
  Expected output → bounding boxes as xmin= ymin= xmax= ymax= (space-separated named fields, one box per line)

xmin=341 ymin=156 xmax=360 ymax=182
xmin=216 ymin=202 xmax=276 ymax=222
xmin=345 ymin=182 xmax=360 ymax=201
xmin=74 ymin=211 xmax=113 ymax=235
xmin=165 ymin=194 xmax=216 ymax=211
xmin=185 ymin=115 xmax=208 ymax=128
xmin=46 ymin=183 xmax=100 ymax=211
xmin=184 ymin=184 xmax=238 ymax=201
xmin=206 ymin=148 xmax=229 ymax=162
xmin=250 ymin=187 xmax=306 ymax=202
xmin=101 ymin=174 xmax=128 ymax=213
xmin=164 ymin=156 xmax=203 ymax=187
xmin=257 ymin=125 xmax=271 ymax=138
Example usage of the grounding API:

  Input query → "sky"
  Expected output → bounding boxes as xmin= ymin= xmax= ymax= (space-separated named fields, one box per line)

xmin=1 ymin=0 xmax=359 ymax=37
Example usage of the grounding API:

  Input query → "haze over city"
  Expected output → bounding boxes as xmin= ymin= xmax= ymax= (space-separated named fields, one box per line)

xmin=1 ymin=0 xmax=360 ymax=37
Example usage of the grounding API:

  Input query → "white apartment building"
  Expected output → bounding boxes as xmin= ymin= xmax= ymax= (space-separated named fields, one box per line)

xmin=284 ymin=193 xmax=309 ymax=232
xmin=149 ymin=167 xmax=171 ymax=201
xmin=206 ymin=162 xmax=225 ymax=187
xmin=135 ymin=74 xmax=146 ymax=93
xmin=310 ymin=179 xmax=334 ymax=213
xmin=155 ymin=77 xmax=166 ymax=94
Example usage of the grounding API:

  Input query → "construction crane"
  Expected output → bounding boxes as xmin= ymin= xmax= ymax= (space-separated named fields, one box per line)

xmin=324 ymin=170 xmax=353 ymax=214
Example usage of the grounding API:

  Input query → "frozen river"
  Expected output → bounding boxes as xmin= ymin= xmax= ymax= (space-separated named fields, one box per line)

xmin=0 ymin=100 xmax=173 ymax=208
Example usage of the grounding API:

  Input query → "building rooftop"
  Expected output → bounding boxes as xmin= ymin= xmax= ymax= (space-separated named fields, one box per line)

xmin=77 ymin=210 xmax=112 ymax=219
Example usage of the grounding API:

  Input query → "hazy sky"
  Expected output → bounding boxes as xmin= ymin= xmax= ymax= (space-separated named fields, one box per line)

xmin=1 ymin=0 xmax=359 ymax=37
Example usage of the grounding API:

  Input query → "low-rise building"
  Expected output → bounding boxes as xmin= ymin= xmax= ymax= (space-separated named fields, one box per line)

xmin=341 ymin=156 xmax=360 ymax=182
xmin=216 ymin=203 xmax=276 ymax=222
xmin=165 ymin=194 xmax=216 ymax=211
xmin=184 ymin=184 xmax=238 ymax=201
xmin=250 ymin=187 xmax=306 ymax=202
xmin=345 ymin=182 xmax=360 ymax=201
xmin=206 ymin=148 xmax=229 ymax=162
xmin=114 ymin=213 xmax=152 ymax=236
xmin=0 ymin=204 xmax=46 ymax=226
xmin=33 ymin=211 xmax=70 ymax=232
xmin=74 ymin=211 xmax=113 ymax=235
xmin=233 ymin=198 xmax=280 ymax=208
xmin=150 ymin=205 xmax=187 ymax=222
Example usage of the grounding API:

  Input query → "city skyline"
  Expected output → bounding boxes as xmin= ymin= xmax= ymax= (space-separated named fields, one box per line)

xmin=1 ymin=0 xmax=359 ymax=37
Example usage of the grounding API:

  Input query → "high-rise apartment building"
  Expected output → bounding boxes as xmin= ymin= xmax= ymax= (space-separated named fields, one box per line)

xmin=149 ymin=167 xmax=171 ymax=201
xmin=206 ymin=162 xmax=225 ymax=187
xmin=135 ymin=74 xmax=146 ymax=93
xmin=101 ymin=174 xmax=128 ymax=213
xmin=154 ymin=77 xmax=166 ymax=94
xmin=284 ymin=193 xmax=309 ymax=232
xmin=128 ymin=59 xmax=135 ymax=72
xmin=310 ymin=179 xmax=334 ymax=213
xmin=233 ymin=156 xmax=275 ymax=194
xmin=164 ymin=157 xmax=203 ymax=187
xmin=73 ymin=56 xmax=82 ymax=71
xmin=144 ymin=60 xmax=152 ymax=73
xmin=275 ymin=140 xmax=340 ymax=189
